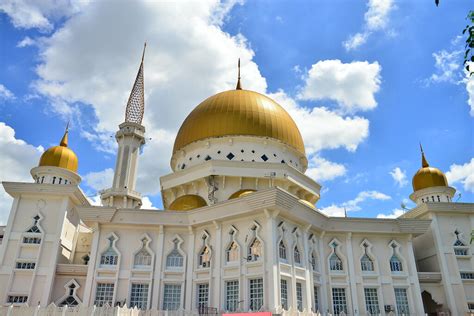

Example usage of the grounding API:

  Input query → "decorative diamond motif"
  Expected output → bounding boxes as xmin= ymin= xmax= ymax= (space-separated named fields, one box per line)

xmin=226 ymin=153 xmax=235 ymax=160
xmin=261 ymin=154 xmax=268 ymax=161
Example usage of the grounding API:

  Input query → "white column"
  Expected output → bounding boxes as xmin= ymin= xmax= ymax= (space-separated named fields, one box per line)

xmin=264 ymin=209 xmax=279 ymax=312
xmin=406 ymin=235 xmax=425 ymax=315
xmin=302 ymin=227 xmax=313 ymax=311
xmin=184 ymin=227 xmax=195 ymax=311
xmin=212 ymin=221 xmax=222 ymax=310
xmin=151 ymin=225 xmax=164 ymax=309
xmin=318 ymin=232 xmax=329 ymax=314
xmin=345 ymin=233 xmax=359 ymax=315
xmin=83 ymin=223 xmax=100 ymax=305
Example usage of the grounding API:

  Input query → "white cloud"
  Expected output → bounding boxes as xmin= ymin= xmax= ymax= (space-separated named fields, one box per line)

xmin=306 ymin=156 xmax=347 ymax=182
xmin=319 ymin=190 xmax=391 ymax=217
xmin=297 ymin=60 xmax=381 ymax=113
xmin=83 ymin=168 xmax=114 ymax=193
xmin=17 ymin=36 xmax=35 ymax=47
xmin=0 ymin=0 xmax=89 ymax=31
xmin=376 ymin=208 xmax=404 ymax=219
xmin=390 ymin=167 xmax=407 ymax=187
xmin=428 ymin=50 xmax=463 ymax=84
xmin=141 ymin=196 xmax=158 ymax=210
xmin=343 ymin=0 xmax=394 ymax=51
xmin=0 ymin=122 xmax=43 ymax=224
xmin=466 ymin=64 xmax=474 ymax=116
xmin=0 ymin=84 xmax=15 ymax=101
xmin=446 ymin=158 xmax=474 ymax=193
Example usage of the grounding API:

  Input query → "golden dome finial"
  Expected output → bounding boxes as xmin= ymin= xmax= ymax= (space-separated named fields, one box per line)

xmin=236 ymin=58 xmax=242 ymax=90
xmin=420 ymin=143 xmax=429 ymax=167
xmin=60 ymin=121 xmax=69 ymax=147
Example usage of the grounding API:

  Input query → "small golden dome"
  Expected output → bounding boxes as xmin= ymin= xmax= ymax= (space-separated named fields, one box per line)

xmin=412 ymin=146 xmax=448 ymax=191
xmin=168 ymin=195 xmax=207 ymax=211
xmin=39 ymin=128 xmax=78 ymax=172
xmin=229 ymin=189 xmax=256 ymax=199
xmin=173 ymin=89 xmax=306 ymax=157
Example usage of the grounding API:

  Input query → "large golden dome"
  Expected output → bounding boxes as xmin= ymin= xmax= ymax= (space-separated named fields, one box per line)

xmin=412 ymin=147 xmax=448 ymax=191
xmin=39 ymin=129 xmax=78 ymax=172
xmin=173 ymin=89 xmax=306 ymax=157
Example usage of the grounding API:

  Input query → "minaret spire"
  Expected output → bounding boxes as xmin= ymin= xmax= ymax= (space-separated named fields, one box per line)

xmin=420 ymin=143 xmax=429 ymax=167
xmin=125 ymin=42 xmax=146 ymax=124
xmin=236 ymin=58 xmax=242 ymax=90
xmin=60 ymin=121 xmax=69 ymax=147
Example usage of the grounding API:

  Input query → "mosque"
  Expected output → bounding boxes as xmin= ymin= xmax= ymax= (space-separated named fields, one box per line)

xmin=0 ymin=47 xmax=473 ymax=316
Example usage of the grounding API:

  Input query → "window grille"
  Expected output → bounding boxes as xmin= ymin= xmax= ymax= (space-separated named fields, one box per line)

xmin=249 ymin=278 xmax=264 ymax=311
xmin=332 ymin=288 xmax=347 ymax=314
xmin=166 ymin=239 xmax=184 ymax=268
xmin=248 ymin=238 xmax=262 ymax=261
xmin=225 ymin=280 xmax=239 ymax=312
xmin=394 ymin=288 xmax=410 ymax=315
xmin=454 ymin=230 xmax=469 ymax=256
xmin=15 ymin=261 xmax=35 ymax=269
xmin=280 ymin=279 xmax=288 ymax=310
xmin=361 ymin=254 xmax=374 ymax=271
xmin=226 ymin=242 xmax=239 ymax=262
xmin=199 ymin=246 xmax=211 ymax=268
xmin=130 ymin=283 xmax=149 ymax=309
xmin=94 ymin=283 xmax=114 ymax=307
xmin=7 ymin=296 xmax=28 ymax=304
xmin=294 ymin=246 xmax=301 ymax=264
xmin=364 ymin=288 xmax=380 ymax=315
xmin=134 ymin=238 xmax=152 ymax=267
xmin=390 ymin=254 xmax=403 ymax=272
xmin=329 ymin=252 xmax=343 ymax=271
xmin=23 ymin=236 xmax=41 ymax=244
xmin=60 ymin=283 xmax=79 ymax=307
xmin=163 ymin=284 xmax=181 ymax=310
xmin=296 ymin=282 xmax=303 ymax=312
xmin=26 ymin=215 xmax=41 ymax=233
xmin=279 ymin=241 xmax=287 ymax=261
xmin=196 ymin=283 xmax=209 ymax=308
xmin=460 ymin=272 xmax=474 ymax=279
xmin=313 ymin=286 xmax=320 ymax=312
xmin=100 ymin=236 xmax=118 ymax=266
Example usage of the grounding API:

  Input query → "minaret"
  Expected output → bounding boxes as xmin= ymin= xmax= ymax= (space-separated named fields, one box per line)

xmin=101 ymin=44 xmax=146 ymax=208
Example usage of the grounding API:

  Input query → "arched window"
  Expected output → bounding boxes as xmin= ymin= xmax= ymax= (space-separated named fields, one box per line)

xmin=52 ymin=176 xmax=56 ymax=184
xmin=100 ymin=235 xmax=118 ymax=266
xmin=329 ymin=241 xmax=343 ymax=271
xmin=361 ymin=242 xmax=374 ymax=271
xmin=199 ymin=246 xmax=211 ymax=268
xmin=389 ymin=243 xmax=403 ymax=272
xmin=26 ymin=215 xmax=42 ymax=233
xmin=41 ymin=176 xmax=44 ymax=183
xmin=59 ymin=178 xmax=62 ymax=184
xmin=310 ymin=251 xmax=318 ymax=271
xmin=226 ymin=242 xmax=239 ymax=263
xmin=134 ymin=238 xmax=152 ymax=268
xmin=453 ymin=230 xmax=468 ymax=256
xmin=166 ymin=239 xmax=184 ymax=268
xmin=248 ymin=238 xmax=262 ymax=261
xmin=279 ymin=241 xmax=287 ymax=261
xmin=294 ymin=246 xmax=301 ymax=264
xmin=60 ymin=283 xmax=79 ymax=306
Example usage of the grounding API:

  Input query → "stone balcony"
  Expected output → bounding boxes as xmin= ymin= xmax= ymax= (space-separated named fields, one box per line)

xmin=418 ymin=272 xmax=442 ymax=283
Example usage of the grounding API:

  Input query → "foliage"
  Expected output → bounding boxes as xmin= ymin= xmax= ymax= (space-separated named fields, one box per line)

xmin=463 ymin=11 xmax=474 ymax=76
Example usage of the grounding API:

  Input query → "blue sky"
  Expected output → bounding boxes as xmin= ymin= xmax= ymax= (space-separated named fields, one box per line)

xmin=0 ymin=0 xmax=472 ymax=224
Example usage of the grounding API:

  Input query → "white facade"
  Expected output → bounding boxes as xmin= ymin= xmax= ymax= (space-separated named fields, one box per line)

xmin=0 ymin=56 xmax=473 ymax=316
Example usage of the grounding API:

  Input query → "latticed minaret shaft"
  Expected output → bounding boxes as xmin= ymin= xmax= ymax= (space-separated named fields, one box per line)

xmin=101 ymin=44 xmax=147 ymax=208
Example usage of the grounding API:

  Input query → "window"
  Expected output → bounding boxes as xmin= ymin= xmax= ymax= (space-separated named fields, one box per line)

xmin=23 ymin=236 xmax=41 ymax=244
xmin=130 ymin=283 xmax=149 ymax=309
xmin=329 ymin=241 xmax=343 ymax=271
xmin=313 ymin=286 xmax=320 ymax=312
xmin=199 ymin=246 xmax=211 ymax=268
xmin=468 ymin=303 xmax=474 ymax=311
xmin=249 ymin=278 xmax=264 ymax=311
xmin=94 ymin=283 xmax=114 ymax=307
xmin=294 ymin=246 xmax=301 ymax=265
xmin=100 ymin=236 xmax=118 ymax=266
xmin=197 ymin=283 xmax=209 ymax=308
xmin=460 ymin=272 xmax=474 ymax=279
xmin=52 ymin=176 xmax=56 ymax=184
xmin=364 ymin=288 xmax=380 ymax=315
xmin=311 ymin=252 xmax=318 ymax=271
xmin=394 ymin=288 xmax=409 ymax=315
xmin=454 ymin=230 xmax=469 ymax=256
xmin=163 ymin=284 xmax=181 ymax=310
xmin=134 ymin=238 xmax=152 ymax=268
xmin=225 ymin=280 xmax=239 ymax=312
xmin=7 ymin=296 xmax=28 ymax=304
xmin=361 ymin=243 xmax=374 ymax=271
xmin=332 ymin=288 xmax=347 ymax=314
xmin=166 ymin=239 xmax=184 ymax=268
xmin=248 ymin=238 xmax=262 ymax=262
xmin=26 ymin=215 xmax=41 ymax=233
xmin=296 ymin=282 xmax=303 ymax=312
xmin=60 ymin=283 xmax=79 ymax=307
xmin=280 ymin=279 xmax=288 ymax=310
xmin=226 ymin=242 xmax=239 ymax=263
xmin=390 ymin=243 xmax=403 ymax=272
xmin=15 ymin=261 xmax=36 ymax=269
xmin=279 ymin=241 xmax=287 ymax=261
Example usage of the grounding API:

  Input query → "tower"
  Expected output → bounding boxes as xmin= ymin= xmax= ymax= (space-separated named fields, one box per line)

xmin=101 ymin=44 xmax=147 ymax=208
